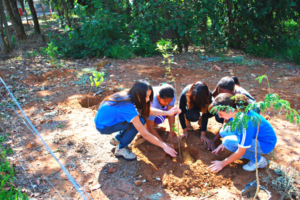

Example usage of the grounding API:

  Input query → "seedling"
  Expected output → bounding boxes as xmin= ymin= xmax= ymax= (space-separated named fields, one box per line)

xmin=57 ymin=124 xmax=66 ymax=128
xmin=88 ymin=71 xmax=105 ymax=107
xmin=157 ymin=39 xmax=183 ymax=161
xmin=172 ymin=124 xmax=181 ymax=161
xmin=53 ymin=148 xmax=65 ymax=153
xmin=211 ymin=75 xmax=299 ymax=199
xmin=41 ymin=42 xmax=59 ymax=66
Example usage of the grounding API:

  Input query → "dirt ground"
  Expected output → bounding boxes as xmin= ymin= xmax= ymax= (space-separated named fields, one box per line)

xmin=0 ymin=20 xmax=300 ymax=200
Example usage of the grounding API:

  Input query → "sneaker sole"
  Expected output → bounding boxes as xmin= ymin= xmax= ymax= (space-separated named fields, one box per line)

xmin=110 ymin=141 xmax=119 ymax=146
xmin=115 ymin=154 xmax=136 ymax=161
xmin=243 ymin=162 xmax=268 ymax=172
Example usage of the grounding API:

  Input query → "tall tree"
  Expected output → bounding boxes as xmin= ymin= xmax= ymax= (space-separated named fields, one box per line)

xmin=0 ymin=0 xmax=11 ymax=54
xmin=27 ymin=0 xmax=41 ymax=34
xmin=3 ymin=0 xmax=26 ymax=39
xmin=17 ymin=0 xmax=29 ymax=27
xmin=61 ymin=0 xmax=71 ymax=27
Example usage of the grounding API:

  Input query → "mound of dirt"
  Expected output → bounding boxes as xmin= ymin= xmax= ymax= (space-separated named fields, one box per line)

xmin=132 ymin=129 xmax=233 ymax=197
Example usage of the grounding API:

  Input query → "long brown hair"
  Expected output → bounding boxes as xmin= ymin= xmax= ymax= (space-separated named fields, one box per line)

xmin=102 ymin=80 xmax=153 ymax=118
xmin=186 ymin=81 xmax=210 ymax=113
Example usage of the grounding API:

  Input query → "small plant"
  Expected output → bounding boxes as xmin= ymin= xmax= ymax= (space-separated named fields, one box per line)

xmin=41 ymin=42 xmax=59 ymax=66
xmin=172 ymin=124 xmax=181 ymax=161
xmin=156 ymin=39 xmax=183 ymax=160
xmin=57 ymin=124 xmax=66 ymax=128
xmin=88 ymin=71 xmax=105 ymax=107
xmin=261 ymin=163 xmax=300 ymax=200
xmin=0 ymin=146 xmax=28 ymax=199
xmin=53 ymin=148 xmax=65 ymax=153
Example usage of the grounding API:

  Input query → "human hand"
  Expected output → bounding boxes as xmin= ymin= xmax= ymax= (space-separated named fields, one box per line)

xmin=212 ymin=144 xmax=225 ymax=155
xmin=168 ymin=131 xmax=178 ymax=143
xmin=180 ymin=129 xmax=188 ymax=139
xmin=207 ymin=141 xmax=217 ymax=151
xmin=200 ymin=131 xmax=211 ymax=145
xmin=208 ymin=160 xmax=224 ymax=173
xmin=165 ymin=142 xmax=174 ymax=148
xmin=163 ymin=143 xmax=177 ymax=157
xmin=166 ymin=106 xmax=182 ymax=116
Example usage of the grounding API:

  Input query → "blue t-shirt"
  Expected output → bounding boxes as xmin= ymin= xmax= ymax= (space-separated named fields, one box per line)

xmin=94 ymin=101 xmax=139 ymax=129
xmin=148 ymin=86 xmax=175 ymax=121
xmin=236 ymin=110 xmax=277 ymax=154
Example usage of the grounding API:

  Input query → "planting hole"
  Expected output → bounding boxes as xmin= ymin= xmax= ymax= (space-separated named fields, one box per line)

xmin=79 ymin=96 xmax=102 ymax=108
xmin=172 ymin=147 xmax=197 ymax=164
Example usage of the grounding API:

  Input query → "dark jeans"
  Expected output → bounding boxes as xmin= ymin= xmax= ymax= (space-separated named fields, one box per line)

xmin=185 ymin=107 xmax=224 ymax=132
xmin=96 ymin=116 xmax=146 ymax=149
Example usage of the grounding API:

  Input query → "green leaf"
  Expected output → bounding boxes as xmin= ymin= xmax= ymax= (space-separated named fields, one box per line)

xmin=256 ymin=75 xmax=266 ymax=83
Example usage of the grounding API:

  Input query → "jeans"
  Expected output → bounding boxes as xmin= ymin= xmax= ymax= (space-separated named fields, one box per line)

xmin=220 ymin=126 xmax=264 ymax=163
xmin=96 ymin=116 xmax=146 ymax=149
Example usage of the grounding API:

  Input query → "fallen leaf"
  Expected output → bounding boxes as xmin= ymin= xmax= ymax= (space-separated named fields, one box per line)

xmin=134 ymin=180 xmax=142 ymax=186
xmin=91 ymin=184 xmax=101 ymax=191
xmin=108 ymin=167 xmax=117 ymax=173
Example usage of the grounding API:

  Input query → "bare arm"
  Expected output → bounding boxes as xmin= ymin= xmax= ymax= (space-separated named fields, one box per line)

xmin=209 ymin=146 xmax=246 ymax=172
xmin=132 ymin=116 xmax=177 ymax=157
xmin=146 ymin=119 xmax=163 ymax=141
xmin=150 ymin=107 xmax=180 ymax=116
xmin=167 ymin=105 xmax=175 ymax=132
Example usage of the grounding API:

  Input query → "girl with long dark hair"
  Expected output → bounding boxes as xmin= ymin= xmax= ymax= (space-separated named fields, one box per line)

xmin=94 ymin=80 xmax=179 ymax=160
xmin=179 ymin=81 xmax=216 ymax=144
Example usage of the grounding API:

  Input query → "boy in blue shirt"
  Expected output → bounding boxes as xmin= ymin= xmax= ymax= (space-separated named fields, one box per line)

xmin=208 ymin=93 xmax=277 ymax=172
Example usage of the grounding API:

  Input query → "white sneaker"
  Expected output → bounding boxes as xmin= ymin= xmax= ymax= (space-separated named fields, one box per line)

xmin=114 ymin=146 xmax=136 ymax=161
xmin=110 ymin=138 xmax=119 ymax=146
xmin=243 ymin=157 xmax=268 ymax=171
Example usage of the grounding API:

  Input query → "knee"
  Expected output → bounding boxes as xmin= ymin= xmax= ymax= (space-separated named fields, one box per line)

xmin=222 ymin=137 xmax=238 ymax=150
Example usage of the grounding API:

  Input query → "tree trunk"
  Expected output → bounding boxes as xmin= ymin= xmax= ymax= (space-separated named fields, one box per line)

xmin=27 ymin=0 xmax=41 ymax=34
xmin=40 ymin=4 xmax=46 ymax=20
xmin=3 ymin=0 xmax=26 ymax=40
xmin=17 ymin=0 xmax=29 ymax=27
xmin=61 ymin=0 xmax=71 ymax=27
xmin=201 ymin=15 xmax=207 ymax=45
xmin=225 ymin=0 xmax=236 ymax=48
xmin=0 ymin=4 xmax=9 ymax=54
xmin=0 ymin=0 xmax=12 ymax=51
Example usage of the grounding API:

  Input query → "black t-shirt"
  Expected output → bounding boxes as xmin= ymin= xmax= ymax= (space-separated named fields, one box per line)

xmin=179 ymin=84 xmax=212 ymax=129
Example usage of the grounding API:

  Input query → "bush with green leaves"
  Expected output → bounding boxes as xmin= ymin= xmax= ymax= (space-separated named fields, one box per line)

xmin=0 ymin=145 xmax=28 ymax=199
xmin=106 ymin=43 xmax=135 ymax=59
xmin=48 ymin=0 xmax=299 ymax=63
xmin=41 ymin=42 xmax=59 ymax=66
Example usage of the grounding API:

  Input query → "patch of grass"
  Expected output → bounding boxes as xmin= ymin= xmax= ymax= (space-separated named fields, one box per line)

xmin=57 ymin=124 xmax=66 ymax=129
xmin=0 ymin=145 xmax=28 ymax=199
xmin=23 ymin=50 xmax=41 ymax=59
xmin=261 ymin=163 xmax=300 ymax=199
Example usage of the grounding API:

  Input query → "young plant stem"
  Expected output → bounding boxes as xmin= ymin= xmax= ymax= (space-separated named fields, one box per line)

xmin=254 ymin=120 xmax=261 ymax=199
xmin=266 ymin=77 xmax=271 ymax=94
xmin=88 ymin=85 xmax=92 ymax=108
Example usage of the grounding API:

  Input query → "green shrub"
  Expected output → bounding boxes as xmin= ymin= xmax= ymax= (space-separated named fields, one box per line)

xmin=0 ymin=146 xmax=28 ymax=199
xmin=106 ymin=44 xmax=135 ymax=59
